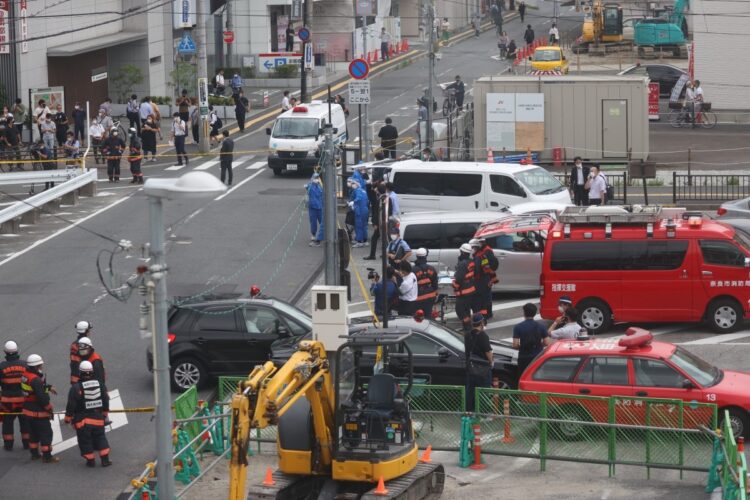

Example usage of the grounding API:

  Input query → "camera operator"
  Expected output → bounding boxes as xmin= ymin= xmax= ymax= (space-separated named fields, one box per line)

xmin=369 ymin=268 xmax=397 ymax=320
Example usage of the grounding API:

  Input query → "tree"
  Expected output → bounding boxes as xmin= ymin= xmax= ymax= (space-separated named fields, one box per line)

xmin=170 ymin=62 xmax=197 ymax=100
xmin=110 ymin=64 xmax=144 ymax=103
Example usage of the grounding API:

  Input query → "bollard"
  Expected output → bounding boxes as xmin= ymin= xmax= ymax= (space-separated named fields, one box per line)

xmin=459 ymin=415 xmax=474 ymax=468
xmin=492 ymin=377 xmax=500 ymax=414
xmin=469 ymin=421 xmax=486 ymax=470
xmin=501 ymin=398 xmax=515 ymax=444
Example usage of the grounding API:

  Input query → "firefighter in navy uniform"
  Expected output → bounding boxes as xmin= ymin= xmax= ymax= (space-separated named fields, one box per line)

xmin=453 ymin=243 xmax=477 ymax=333
xmin=470 ymin=238 xmax=499 ymax=320
xmin=65 ymin=360 xmax=111 ymax=467
xmin=70 ymin=337 xmax=105 ymax=385
xmin=21 ymin=354 xmax=58 ymax=463
xmin=0 ymin=341 xmax=30 ymax=450
xmin=70 ymin=320 xmax=92 ymax=384
xmin=413 ymin=248 xmax=438 ymax=316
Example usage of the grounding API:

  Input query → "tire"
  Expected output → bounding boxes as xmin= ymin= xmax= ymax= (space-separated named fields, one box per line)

xmin=577 ymin=298 xmax=612 ymax=334
xmin=722 ymin=407 xmax=750 ymax=439
xmin=170 ymin=357 xmax=207 ymax=392
xmin=272 ymin=167 xmax=282 ymax=176
xmin=700 ymin=111 xmax=717 ymax=129
xmin=706 ymin=298 xmax=743 ymax=333
xmin=668 ymin=109 xmax=684 ymax=128
xmin=550 ymin=404 xmax=592 ymax=441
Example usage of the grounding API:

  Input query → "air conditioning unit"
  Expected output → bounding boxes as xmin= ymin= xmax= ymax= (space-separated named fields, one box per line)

xmin=311 ymin=285 xmax=349 ymax=351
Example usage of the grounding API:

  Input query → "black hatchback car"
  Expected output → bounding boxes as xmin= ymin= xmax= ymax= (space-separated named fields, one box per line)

xmin=271 ymin=316 xmax=520 ymax=388
xmin=146 ymin=294 xmax=313 ymax=391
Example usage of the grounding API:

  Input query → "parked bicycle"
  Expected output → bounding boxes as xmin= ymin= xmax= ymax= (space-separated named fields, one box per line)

xmin=441 ymin=85 xmax=456 ymax=117
xmin=669 ymin=101 xmax=717 ymax=129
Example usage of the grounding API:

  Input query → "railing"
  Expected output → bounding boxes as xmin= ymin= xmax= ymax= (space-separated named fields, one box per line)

xmin=554 ymin=172 xmax=628 ymax=204
xmin=673 ymin=173 xmax=750 ymax=203
xmin=705 ymin=411 xmax=748 ymax=500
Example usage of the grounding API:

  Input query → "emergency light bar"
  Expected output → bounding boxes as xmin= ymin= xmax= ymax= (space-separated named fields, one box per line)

xmin=618 ymin=327 xmax=653 ymax=349
xmin=292 ymin=106 xmax=308 ymax=113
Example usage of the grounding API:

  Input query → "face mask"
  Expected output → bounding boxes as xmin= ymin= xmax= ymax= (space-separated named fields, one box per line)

xmin=75 ymin=105 xmax=80 ymax=109
xmin=558 ymin=306 xmax=565 ymax=314
xmin=112 ymin=132 xmax=118 ymax=136
xmin=390 ymin=235 xmax=398 ymax=241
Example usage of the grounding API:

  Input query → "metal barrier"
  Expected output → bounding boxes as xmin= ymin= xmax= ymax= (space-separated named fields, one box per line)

xmin=705 ymin=410 xmax=748 ymax=500
xmin=554 ymin=172 xmax=628 ymax=204
xmin=673 ymin=173 xmax=750 ymax=203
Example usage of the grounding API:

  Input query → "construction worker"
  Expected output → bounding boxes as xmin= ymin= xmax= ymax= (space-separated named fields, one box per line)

xmin=70 ymin=337 xmax=105 ymax=385
xmin=453 ymin=243 xmax=477 ymax=333
xmin=470 ymin=238 xmax=499 ymax=320
xmin=70 ymin=321 xmax=92 ymax=384
xmin=21 ymin=354 xmax=58 ymax=463
xmin=0 ymin=341 xmax=30 ymax=450
xmin=413 ymin=248 xmax=438 ymax=316
xmin=65 ymin=360 xmax=112 ymax=467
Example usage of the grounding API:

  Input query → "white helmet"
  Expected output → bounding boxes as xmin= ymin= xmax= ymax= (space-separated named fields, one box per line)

xmin=460 ymin=243 xmax=473 ymax=254
xmin=79 ymin=360 xmax=94 ymax=373
xmin=27 ymin=354 xmax=43 ymax=367
xmin=415 ymin=248 xmax=428 ymax=258
xmin=78 ymin=337 xmax=93 ymax=348
xmin=4 ymin=341 xmax=18 ymax=354
xmin=75 ymin=320 xmax=92 ymax=334
xmin=469 ymin=238 xmax=484 ymax=248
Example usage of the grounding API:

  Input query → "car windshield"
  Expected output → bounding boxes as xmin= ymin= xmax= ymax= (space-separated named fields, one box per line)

xmin=423 ymin=321 xmax=467 ymax=354
xmin=732 ymin=227 xmax=750 ymax=253
xmin=269 ymin=299 xmax=313 ymax=329
xmin=669 ymin=347 xmax=721 ymax=387
xmin=515 ymin=168 xmax=566 ymax=195
xmin=272 ymin=118 xmax=319 ymax=138
xmin=534 ymin=49 xmax=561 ymax=62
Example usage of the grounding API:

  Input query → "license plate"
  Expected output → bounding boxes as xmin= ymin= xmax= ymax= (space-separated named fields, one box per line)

xmin=286 ymin=164 xmax=298 ymax=171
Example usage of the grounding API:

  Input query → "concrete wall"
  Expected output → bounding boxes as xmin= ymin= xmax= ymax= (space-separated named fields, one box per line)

xmin=473 ymin=76 xmax=649 ymax=161
xmin=108 ymin=39 xmax=150 ymax=101
xmin=691 ymin=0 xmax=748 ymax=110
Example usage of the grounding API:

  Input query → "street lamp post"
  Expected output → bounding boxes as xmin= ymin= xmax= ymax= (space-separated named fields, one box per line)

xmin=144 ymin=172 xmax=226 ymax=499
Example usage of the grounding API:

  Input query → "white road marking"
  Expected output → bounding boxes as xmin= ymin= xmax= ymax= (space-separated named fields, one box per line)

xmin=232 ymin=155 xmax=253 ymax=169
xmin=165 ymin=164 xmax=187 ymax=171
xmin=214 ymin=169 xmax=265 ymax=201
xmin=245 ymin=161 xmax=267 ymax=170
xmin=678 ymin=330 xmax=750 ymax=345
xmin=194 ymin=160 xmax=220 ymax=171
xmin=52 ymin=389 xmax=128 ymax=455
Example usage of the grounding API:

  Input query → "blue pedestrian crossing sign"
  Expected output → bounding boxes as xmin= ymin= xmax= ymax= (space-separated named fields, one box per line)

xmin=178 ymin=32 xmax=197 ymax=55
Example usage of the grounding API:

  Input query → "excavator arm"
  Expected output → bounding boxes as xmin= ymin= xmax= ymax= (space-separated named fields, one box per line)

xmin=228 ymin=340 xmax=335 ymax=500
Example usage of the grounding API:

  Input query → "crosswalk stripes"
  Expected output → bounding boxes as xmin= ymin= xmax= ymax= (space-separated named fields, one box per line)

xmin=165 ymin=164 xmax=186 ymax=171
xmin=246 ymin=161 xmax=267 ymax=170
xmin=232 ymin=155 xmax=253 ymax=169
xmin=194 ymin=160 xmax=220 ymax=171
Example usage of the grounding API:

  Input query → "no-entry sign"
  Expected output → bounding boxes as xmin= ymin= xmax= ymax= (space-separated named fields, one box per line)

xmin=348 ymin=58 xmax=369 ymax=80
xmin=223 ymin=30 xmax=234 ymax=43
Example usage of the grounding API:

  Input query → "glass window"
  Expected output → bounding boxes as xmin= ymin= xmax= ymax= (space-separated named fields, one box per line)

xmin=244 ymin=307 xmax=280 ymax=334
xmin=272 ymin=118 xmax=319 ymax=138
xmin=531 ymin=356 xmax=583 ymax=382
xmin=405 ymin=334 xmax=441 ymax=355
xmin=700 ymin=240 xmax=747 ymax=267
xmin=550 ymin=241 xmax=621 ymax=271
xmin=627 ymin=65 xmax=648 ymax=76
xmin=284 ymin=317 xmax=308 ymax=336
xmin=732 ymin=228 xmax=750 ymax=252
xmin=195 ymin=308 xmax=237 ymax=332
xmin=404 ymin=224 xmax=441 ymax=249
xmin=270 ymin=300 xmax=312 ymax=328
xmin=633 ymin=358 xmax=683 ymax=388
xmin=393 ymin=172 xmax=441 ymax=196
xmin=533 ymin=49 xmax=561 ymax=62
xmin=515 ymin=168 xmax=566 ymax=195
xmin=423 ymin=322 xmax=466 ymax=353
xmin=669 ymin=347 xmax=719 ymax=387
xmin=441 ymin=174 xmax=482 ymax=197
xmin=620 ymin=241 xmax=688 ymax=270
xmin=490 ymin=174 xmax=526 ymax=197
xmin=443 ymin=222 xmax=481 ymax=248
xmin=575 ymin=357 xmax=629 ymax=385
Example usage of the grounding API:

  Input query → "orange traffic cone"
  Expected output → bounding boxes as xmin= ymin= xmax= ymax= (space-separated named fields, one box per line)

xmin=262 ymin=467 xmax=275 ymax=486
xmin=373 ymin=476 xmax=389 ymax=496
xmin=389 ymin=43 xmax=395 ymax=57
xmin=403 ymin=38 xmax=409 ymax=51
xmin=419 ymin=445 xmax=433 ymax=463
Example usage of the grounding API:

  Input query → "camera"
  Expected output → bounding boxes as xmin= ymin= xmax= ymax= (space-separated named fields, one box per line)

xmin=367 ymin=268 xmax=379 ymax=281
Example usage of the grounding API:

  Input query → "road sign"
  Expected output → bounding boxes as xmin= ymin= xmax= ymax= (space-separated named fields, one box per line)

xmin=258 ymin=52 xmax=302 ymax=73
xmin=223 ymin=30 xmax=234 ymax=43
xmin=198 ymin=77 xmax=209 ymax=116
xmin=177 ymin=31 xmax=197 ymax=55
xmin=348 ymin=58 xmax=369 ymax=80
xmin=298 ymin=26 xmax=311 ymax=43
xmin=304 ymin=43 xmax=314 ymax=71
xmin=292 ymin=0 xmax=302 ymax=20
xmin=348 ymin=80 xmax=371 ymax=104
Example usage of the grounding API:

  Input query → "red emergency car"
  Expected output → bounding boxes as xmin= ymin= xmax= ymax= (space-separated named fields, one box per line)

xmin=540 ymin=206 xmax=750 ymax=334
xmin=519 ymin=327 xmax=750 ymax=437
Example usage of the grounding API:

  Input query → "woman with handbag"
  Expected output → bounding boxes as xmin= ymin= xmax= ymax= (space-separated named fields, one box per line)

xmin=465 ymin=313 xmax=493 ymax=412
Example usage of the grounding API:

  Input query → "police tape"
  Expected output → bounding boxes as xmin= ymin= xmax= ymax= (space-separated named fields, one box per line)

xmin=0 ymin=406 xmax=156 ymax=416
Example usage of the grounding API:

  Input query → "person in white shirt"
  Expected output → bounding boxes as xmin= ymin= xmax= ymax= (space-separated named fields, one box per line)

xmin=587 ymin=164 xmax=607 ymax=206
xmin=692 ymin=79 xmax=704 ymax=127
xmin=548 ymin=308 xmax=582 ymax=340
xmin=548 ymin=23 xmax=560 ymax=45
xmin=170 ymin=112 xmax=189 ymax=166
xmin=380 ymin=28 xmax=392 ymax=61
xmin=33 ymin=100 xmax=51 ymax=142
xmin=281 ymin=90 xmax=291 ymax=113
xmin=396 ymin=261 xmax=418 ymax=315
xmin=89 ymin=118 xmax=105 ymax=164
xmin=215 ymin=69 xmax=226 ymax=95
xmin=139 ymin=97 xmax=153 ymax=126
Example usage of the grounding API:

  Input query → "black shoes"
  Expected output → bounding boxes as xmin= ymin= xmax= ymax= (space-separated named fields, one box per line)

xmin=101 ymin=455 xmax=112 ymax=467
xmin=86 ymin=458 xmax=96 ymax=468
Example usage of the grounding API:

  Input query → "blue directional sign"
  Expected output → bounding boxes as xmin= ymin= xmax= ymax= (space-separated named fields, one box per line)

xmin=297 ymin=27 xmax=311 ymax=43
xmin=348 ymin=58 xmax=369 ymax=80
xmin=177 ymin=32 xmax=197 ymax=55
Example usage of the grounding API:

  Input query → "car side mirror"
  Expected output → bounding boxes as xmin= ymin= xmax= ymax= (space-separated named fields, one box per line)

xmin=266 ymin=127 xmax=271 ymax=135
xmin=438 ymin=347 xmax=451 ymax=361
xmin=682 ymin=379 xmax=695 ymax=389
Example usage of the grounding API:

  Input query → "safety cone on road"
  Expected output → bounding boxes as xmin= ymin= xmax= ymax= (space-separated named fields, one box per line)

xmin=373 ymin=476 xmax=389 ymax=496
xmin=389 ymin=43 xmax=396 ymax=57
xmin=419 ymin=445 xmax=433 ymax=463
xmin=501 ymin=398 xmax=516 ymax=444
xmin=469 ymin=422 xmax=487 ymax=470
xmin=404 ymin=39 xmax=409 ymax=51
xmin=262 ymin=467 xmax=275 ymax=486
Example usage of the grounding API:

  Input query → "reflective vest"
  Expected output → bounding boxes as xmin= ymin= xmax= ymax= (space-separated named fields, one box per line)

xmin=414 ymin=262 xmax=438 ymax=301
xmin=65 ymin=379 xmax=108 ymax=428
xmin=0 ymin=356 xmax=27 ymax=403
xmin=21 ymin=370 xmax=52 ymax=418
xmin=71 ymin=351 xmax=104 ymax=385
xmin=453 ymin=259 xmax=476 ymax=297
xmin=474 ymin=245 xmax=499 ymax=286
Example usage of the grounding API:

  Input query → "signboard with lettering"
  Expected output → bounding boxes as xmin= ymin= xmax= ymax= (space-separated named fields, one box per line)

xmin=258 ymin=52 xmax=303 ymax=73
xmin=648 ymin=83 xmax=660 ymax=120
xmin=348 ymin=80 xmax=371 ymax=104
xmin=20 ymin=0 xmax=28 ymax=53
xmin=173 ymin=0 xmax=196 ymax=29
xmin=0 ymin=0 xmax=9 ymax=55
xmin=486 ymin=92 xmax=545 ymax=151
xmin=198 ymin=77 xmax=209 ymax=116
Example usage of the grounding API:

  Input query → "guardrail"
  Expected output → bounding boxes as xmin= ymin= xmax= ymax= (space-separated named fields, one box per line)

xmin=0 ymin=168 xmax=97 ymax=233
xmin=673 ymin=173 xmax=750 ymax=204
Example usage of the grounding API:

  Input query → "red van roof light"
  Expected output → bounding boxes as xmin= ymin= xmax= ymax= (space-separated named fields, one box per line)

xmin=618 ymin=327 xmax=653 ymax=349
xmin=292 ymin=105 xmax=308 ymax=113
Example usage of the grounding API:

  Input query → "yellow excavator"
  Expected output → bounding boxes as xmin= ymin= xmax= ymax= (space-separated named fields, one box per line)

xmin=573 ymin=0 xmax=624 ymax=53
xmin=228 ymin=329 xmax=445 ymax=499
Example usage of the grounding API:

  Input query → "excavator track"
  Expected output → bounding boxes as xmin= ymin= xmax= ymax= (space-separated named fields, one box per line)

xmin=360 ymin=463 xmax=445 ymax=500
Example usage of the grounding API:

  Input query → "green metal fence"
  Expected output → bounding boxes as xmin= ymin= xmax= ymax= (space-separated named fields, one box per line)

xmin=408 ymin=384 xmax=465 ymax=450
xmin=173 ymin=385 xmax=201 ymax=442
xmin=706 ymin=410 xmax=748 ymax=500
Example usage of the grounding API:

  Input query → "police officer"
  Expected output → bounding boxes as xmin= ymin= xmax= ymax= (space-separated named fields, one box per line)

xmin=70 ymin=337 xmax=105 ymax=385
xmin=21 ymin=354 xmax=58 ymax=463
xmin=453 ymin=243 xmax=477 ymax=332
xmin=413 ymin=248 xmax=438 ymax=316
xmin=70 ymin=321 xmax=92 ymax=384
xmin=65 ymin=361 xmax=111 ymax=467
xmin=470 ymin=238 xmax=499 ymax=320
xmin=0 ymin=341 xmax=30 ymax=450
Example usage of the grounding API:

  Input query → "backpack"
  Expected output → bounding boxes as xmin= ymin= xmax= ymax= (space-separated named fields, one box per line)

xmin=213 ymin=112 xmax=223 ymax=129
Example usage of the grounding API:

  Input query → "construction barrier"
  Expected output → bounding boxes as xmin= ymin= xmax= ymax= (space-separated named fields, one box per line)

xmin=173 ymin=386 xmax=201 ymax=443
xmin=705 ymin=411 xmax=748 ymax=500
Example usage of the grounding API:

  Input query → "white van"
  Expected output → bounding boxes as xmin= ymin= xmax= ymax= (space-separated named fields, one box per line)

xmin=266 ymin=101 xmax=347 ymax=176
xmin=385 ymin=160 xmax=571 ymax=214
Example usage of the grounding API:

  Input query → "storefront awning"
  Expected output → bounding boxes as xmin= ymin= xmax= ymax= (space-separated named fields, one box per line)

xmin=47 ymin=31 xmax=147 ymax=57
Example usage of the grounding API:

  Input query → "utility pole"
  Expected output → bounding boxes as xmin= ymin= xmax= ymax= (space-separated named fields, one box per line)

xmin=323 ymin=93 xmax=338 ymax=285
xmin=300 ymin=0 xmax=309 ymax=103
xmin=197 ymin=0 xmax=210 ymax=153
xmin=362 ymin=16 xmax=371 ymax=161
xmin=380 ymin=195 xmax=390 ymax=328
xmin=427 ymin=1 xmax=435 ymax=148
xmin=225 ymin=0 xmax=233 ymax=67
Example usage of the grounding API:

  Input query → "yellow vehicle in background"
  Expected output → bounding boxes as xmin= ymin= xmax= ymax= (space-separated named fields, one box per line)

xmin=530 ymin=46 xmax=570 ymax=74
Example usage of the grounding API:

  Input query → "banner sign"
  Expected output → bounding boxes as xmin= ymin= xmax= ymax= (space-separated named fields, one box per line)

xmin=0 ymin=0 xmax=9 ymax=55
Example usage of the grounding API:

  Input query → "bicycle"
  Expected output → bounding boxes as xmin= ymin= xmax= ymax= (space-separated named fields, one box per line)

xmin=441 ymin=86 xmax=456 ymax=117
xmin=668 ymin=102 xmax=717 ymax=129
xmin=111 ymin=117 xmax=129 ymax=138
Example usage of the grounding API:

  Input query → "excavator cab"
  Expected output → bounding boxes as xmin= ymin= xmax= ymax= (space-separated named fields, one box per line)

xmin=602 ymin=4 xmax=624 ymax=39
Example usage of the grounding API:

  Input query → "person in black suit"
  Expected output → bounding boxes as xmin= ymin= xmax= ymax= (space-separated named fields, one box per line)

xmin=569 ymin=156 xmax=590 ymax=206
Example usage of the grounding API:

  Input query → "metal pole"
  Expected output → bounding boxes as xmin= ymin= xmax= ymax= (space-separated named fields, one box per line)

xmin=147 ymin=196 xmax=175 ymax=500
xmin=362 ymin=16 xmax=371 ymax=161
xmin=197 ymin=0 xmax=210 ymax=154
xmin=381 ymin=194 xmax=389 ymax=328
xmin=300 ymin=0 xmax=309 ymax=103
xmin=358 ymin=104 xmax=363 ymax=159
xmin=427 ymin=2 xmax=434 ymax=147
xmin=225 ymin=0 xmax=233 ymax=67
xmin=323 ymin=122 xmax=338 ymax=285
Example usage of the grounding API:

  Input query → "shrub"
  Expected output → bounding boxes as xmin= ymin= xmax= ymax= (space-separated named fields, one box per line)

xmin=209 ymin=96 xmax=234 ymax=106
xmin=272 ymin=64 xmax=299 ymax=78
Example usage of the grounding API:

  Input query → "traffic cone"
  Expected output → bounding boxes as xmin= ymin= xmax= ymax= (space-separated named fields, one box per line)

xmin=262 ymin=467 xmax=275 ymax=486
xmin=389 ymin=43 xmax=395 ymax=57
xmin=373 ymin=476 xmax=389 ymax=496
xmin=404 ymin=38 xmax=409 ymax=51
xmin=419 ymin=445 xmax=433 ymax=463
xmin=367 ymin=51 xmax=372 ymax=64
